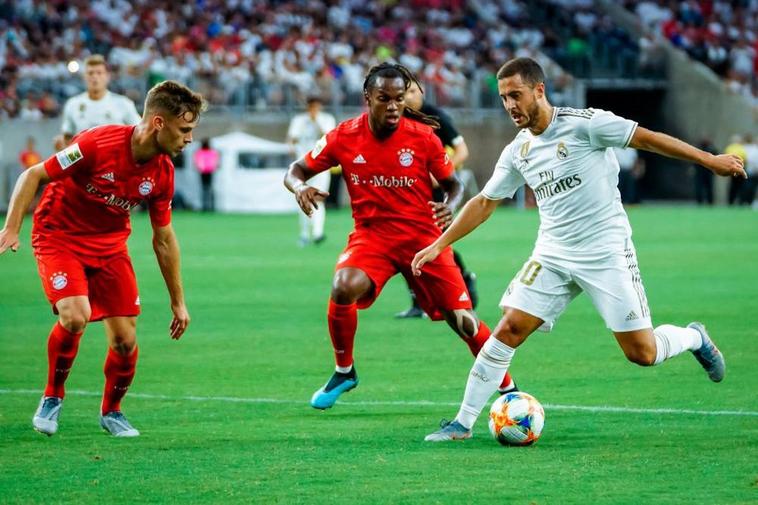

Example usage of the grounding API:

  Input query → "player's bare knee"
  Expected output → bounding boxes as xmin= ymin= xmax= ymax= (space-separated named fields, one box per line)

xmin=492 ymin=318 xmax=526 ymax=348
xmin=331 ymin=270 xmax=370 ymax=304
xmin=58 ymin=309 xmax=90 ymax=333
xmin=110 ymin=335 xmax=137 ymax=355
xmin=623 ymin=343 xmax=656 ymax=366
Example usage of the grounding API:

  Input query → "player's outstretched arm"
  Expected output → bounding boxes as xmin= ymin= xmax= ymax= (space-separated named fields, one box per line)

xmin=629 ymin=127 xmax=746 ymax=178
xmin=412 ymin=194 xmax=500 ymax=276
xmin=152 ymin=224 xmax=190 ymax=340
xmin=0 ymin=163 xmax=50 ymax=254
xmin=284 ymin=157 xmax=329 ymax=217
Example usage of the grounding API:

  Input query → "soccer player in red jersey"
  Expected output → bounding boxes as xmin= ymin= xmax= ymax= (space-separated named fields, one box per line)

xmin=284 ymin=63 xmax=516 ymax=409
xmin=0 ymin=81 xmax=206 ymax=437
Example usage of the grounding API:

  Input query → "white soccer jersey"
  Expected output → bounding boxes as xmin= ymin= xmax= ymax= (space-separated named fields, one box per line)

xmin=482 ymin=107 xmax=638 ymax=254
xmin=287 ymin=111 xmax=337 ymax=158
xmin=61 ymin=91 xmax=141 ymax=137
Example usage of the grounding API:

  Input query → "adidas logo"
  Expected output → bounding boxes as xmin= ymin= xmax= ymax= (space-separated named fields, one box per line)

xmin=625 ymin=310 xmax=638 ymax=321
xmin=100 ymin=172 xmax=115 ymax=182
xmin=458 ymin=291 xmax=469 ymax=302
xmin=353 ymin=154 xmax=366 ymax=164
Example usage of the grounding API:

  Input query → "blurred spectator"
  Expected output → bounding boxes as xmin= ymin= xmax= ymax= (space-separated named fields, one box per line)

xmin=57 ymin=55 xmax=141 ymax=148
xmin=693 ymin=139 xmax=715 ymax=205
xmin=625 ymin=0 xmax=757 ymax=100
xmin=286 ymin=94 xmax=336 ymax=246
xmin=0 ymin=0 xmax=592 ymax=113
xmin=18 ymin=136 xmax=41 ymax=169
xmin=724 ymin=135 xmax=748 ymax=205
xmin=193 ymin=138 xmax=220 ymax=212
xmin=614 ymin=146 xmax=645 ymax=204
xmin=743 ymin=134 xmax=758 ymax=206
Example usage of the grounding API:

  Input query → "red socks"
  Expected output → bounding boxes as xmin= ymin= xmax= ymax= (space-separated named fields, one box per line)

xmin=44 ymin=322 xmax=83 ymax=398
xmin=101 ymin=346 xmax=139 ymax=414
xmin=328 ymin=300 xmax=357 ymax=368
xmin=465 ymin=320 xmax=514 ymax=391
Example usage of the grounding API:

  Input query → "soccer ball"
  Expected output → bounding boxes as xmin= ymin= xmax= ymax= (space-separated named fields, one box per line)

xmin=488 ymin=391 xmax=545 ymax=446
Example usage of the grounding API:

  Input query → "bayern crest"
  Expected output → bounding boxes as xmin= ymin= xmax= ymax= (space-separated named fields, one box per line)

xmin=50 ymin=271 xmax=68 ymax=290
xmin=138 ymin=177 xmax=155 ymax=196
xmin=397 ymin=148 xmax=414 ymax=167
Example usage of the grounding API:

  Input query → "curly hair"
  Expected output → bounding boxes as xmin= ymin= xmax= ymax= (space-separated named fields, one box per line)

xmin=363 ymin=63 xmax=440 ymax=129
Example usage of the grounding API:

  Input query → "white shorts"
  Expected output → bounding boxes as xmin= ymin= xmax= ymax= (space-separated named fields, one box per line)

xmin=500 ymin=240 xmax=652 ymax=332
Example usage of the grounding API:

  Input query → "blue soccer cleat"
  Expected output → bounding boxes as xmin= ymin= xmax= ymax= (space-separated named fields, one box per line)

xmin=310 ymin=368 xmax=358 ymax=409
xmin=424 ymin=419 xmax=472 ymax=442
xmin=688 ymin=322 xmax=725 ymax=382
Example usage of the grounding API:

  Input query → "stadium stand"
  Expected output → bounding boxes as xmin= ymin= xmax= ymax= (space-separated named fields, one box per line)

xmin=0 ymin=0 xmax=667 ymax=117
xmin=623 ymin=0 xmax=757 ymax=103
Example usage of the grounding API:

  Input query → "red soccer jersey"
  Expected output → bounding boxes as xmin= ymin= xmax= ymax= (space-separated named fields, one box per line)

xmin=32 ymin=124 xmax=174 ymax=256
xmin=304 ymin=113 xmax=454 ymax=235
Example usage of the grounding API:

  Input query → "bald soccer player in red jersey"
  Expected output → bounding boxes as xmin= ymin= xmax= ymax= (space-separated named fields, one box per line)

xmin=0 ymin=81 xmax=206 ymax=437
xmin=285 ymin=63 xmax=516 ymax=409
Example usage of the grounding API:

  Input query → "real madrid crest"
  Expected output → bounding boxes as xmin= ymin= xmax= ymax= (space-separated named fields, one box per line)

xmin=139 ymin=177 xmax=155 ymax=196
xmin=397 ymin=148 xmax=414 ymax=167
xmin=520 ymin=141 xmax=531 ymax=158
xmin=556 ymin=142 xmax=569 ymax=160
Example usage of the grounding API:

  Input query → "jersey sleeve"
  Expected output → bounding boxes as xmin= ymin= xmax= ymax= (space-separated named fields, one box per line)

xmin=303 ymin=127 xmax=341 ymax=175
xmin=427 ymin=131 xmax=455 ymax=181
xmin=588 ymin=109 xmax=638 ymax=149
xmin=60 ymin=100 xmax=76 ymax=136
xmin=122 ymin=98 xmax=141 ymax=125
xmin=286 ymin=115 xmax=302 ymax=140
xmin=43 ymin=133 xmax=96 ymax=180
xmin=149 ymin=160 xmax=174 ymax=227
xmin=481 ymin=143 xmax=525 ymax=200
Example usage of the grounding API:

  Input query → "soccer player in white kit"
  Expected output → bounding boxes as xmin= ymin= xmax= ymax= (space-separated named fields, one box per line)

xmin=57 ymin=55 xmax=141 ymax=147
xmin=286 ymin=95 xmax=337 ymax=246
xmin=412 ymin=57 xmax=747 ymax=442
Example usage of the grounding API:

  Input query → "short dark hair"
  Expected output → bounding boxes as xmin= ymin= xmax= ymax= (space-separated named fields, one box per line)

xmin=496 ymin=58 xmax=545 ymax=87
xmin=144 ymin=80 xmax=207 ymax=122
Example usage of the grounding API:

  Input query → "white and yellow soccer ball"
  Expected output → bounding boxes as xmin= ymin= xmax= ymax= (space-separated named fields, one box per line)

xmin=488 ymin=391 xmax=545 ymax=446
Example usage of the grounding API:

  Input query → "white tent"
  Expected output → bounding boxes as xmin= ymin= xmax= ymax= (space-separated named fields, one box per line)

xmin=210 ymin=131 xmax=298 ymax=213
xmin=188 ymin=131 xmax=299 ymax=213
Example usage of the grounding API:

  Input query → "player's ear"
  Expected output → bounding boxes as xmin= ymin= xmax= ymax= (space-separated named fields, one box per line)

xmin=151 ymin=114 xmax=165 ymax=131
xmin=535 ymin=82 xmax=545 ymax=99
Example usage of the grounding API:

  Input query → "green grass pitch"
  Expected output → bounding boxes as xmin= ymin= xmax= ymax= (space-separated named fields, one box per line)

xmin=1 ymin=206 xmax=756 ymax=504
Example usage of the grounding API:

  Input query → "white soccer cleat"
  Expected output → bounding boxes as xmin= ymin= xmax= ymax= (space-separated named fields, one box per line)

xmin=424 ymin=419 xmax=472 ymax=442
xmin=100 ymin=411 xmax=140 ymax=437
xmin=33 ymin=396 xmax=63 ymax=436
xmin=688 ymin=322 xmax=725 ymax=382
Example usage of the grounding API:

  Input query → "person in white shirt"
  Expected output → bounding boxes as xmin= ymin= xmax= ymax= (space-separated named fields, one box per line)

xmin=56 ymin=54 xmax=141 ymax=148
xmin=286 ymin=95 xmax=336 ymax=246
xmin=412 ymin=57 xmax=746 ymax=442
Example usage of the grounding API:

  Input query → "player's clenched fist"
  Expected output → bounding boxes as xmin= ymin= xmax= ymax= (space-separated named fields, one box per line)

xmin=706 ymin=153 xmax=746 ymax=179
xmin=0 ymin=229 xmax=20 ymax=254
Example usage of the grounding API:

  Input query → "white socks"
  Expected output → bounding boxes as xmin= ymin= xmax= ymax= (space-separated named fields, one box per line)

xmin=455 ymin=337 xmax=515 ymax=429
xmin=335 ymin=364 xmax=353 ymax=374
xmin=653 ymin=324 xmax=702 ymax=365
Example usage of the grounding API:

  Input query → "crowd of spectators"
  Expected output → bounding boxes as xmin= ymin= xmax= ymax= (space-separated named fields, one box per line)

xmin=0 ymin=0 xmax=590 ymax=119
xmin=625 ymin=0 xmax=757 ymax=103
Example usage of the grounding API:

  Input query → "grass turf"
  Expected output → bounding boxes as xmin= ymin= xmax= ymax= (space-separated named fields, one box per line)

xmin=1 ymin=206 xmax=756 ymax=504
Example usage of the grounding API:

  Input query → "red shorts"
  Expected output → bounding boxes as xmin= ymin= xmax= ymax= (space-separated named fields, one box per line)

xmin=34 ymin=241 xmax=140 ymax=322
xmin=336 ymin=227 xmax=472 ymax=320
